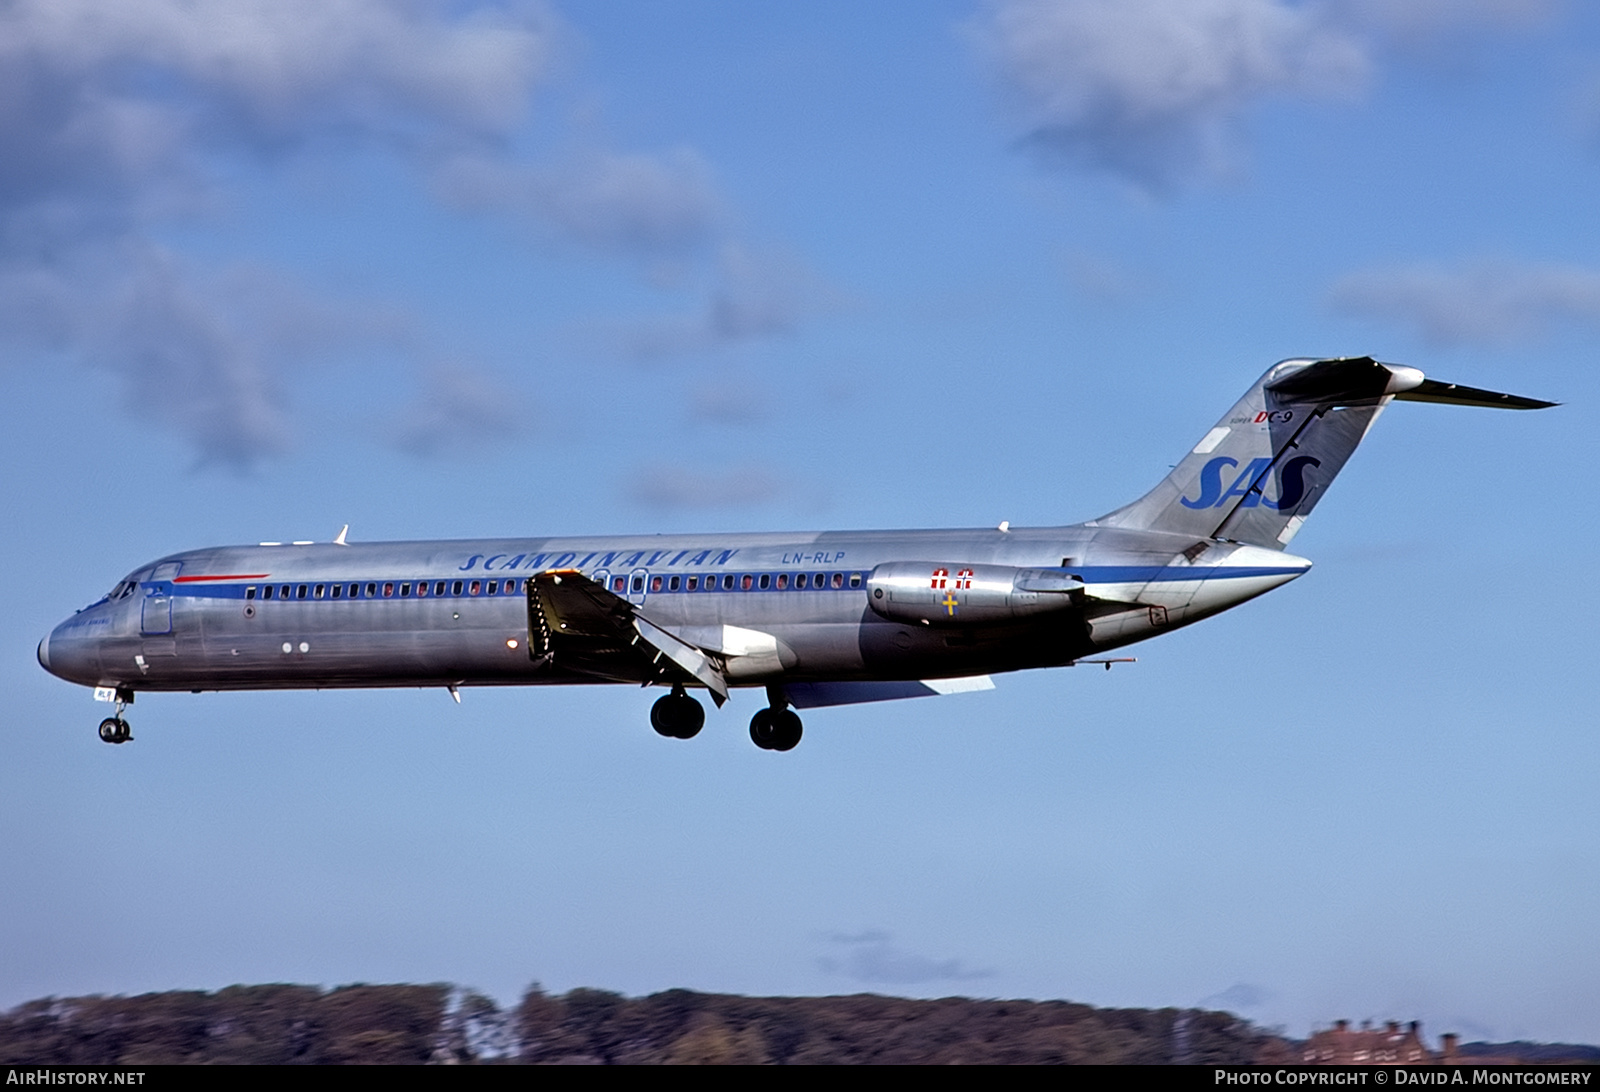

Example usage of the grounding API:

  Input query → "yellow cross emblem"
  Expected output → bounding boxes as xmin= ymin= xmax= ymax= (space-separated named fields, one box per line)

xmin=942 ymin=591 xmax=959 ymax=616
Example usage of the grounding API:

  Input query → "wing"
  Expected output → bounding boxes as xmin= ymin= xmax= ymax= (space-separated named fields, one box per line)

xmin=527 ymin=570 xmax=729 ymax=705
xmin=779 ymin=676 xmax=995 ymax=709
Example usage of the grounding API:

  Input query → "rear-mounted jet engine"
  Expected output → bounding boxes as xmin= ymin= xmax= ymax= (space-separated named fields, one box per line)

xmin=866 ymin=563 xmax=1084 ymax=627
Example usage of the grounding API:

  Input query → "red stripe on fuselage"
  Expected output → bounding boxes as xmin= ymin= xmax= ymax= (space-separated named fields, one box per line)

xmin=173 ymin=574 xmax=271 ymax=582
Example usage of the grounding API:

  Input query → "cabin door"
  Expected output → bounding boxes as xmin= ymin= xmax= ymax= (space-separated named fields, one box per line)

xmin=141 ymin=587 xmax=172 ymax=635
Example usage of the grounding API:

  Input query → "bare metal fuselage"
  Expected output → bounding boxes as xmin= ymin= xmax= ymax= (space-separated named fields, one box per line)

xmin=38 ymin=525 xmax=1306 ymax=696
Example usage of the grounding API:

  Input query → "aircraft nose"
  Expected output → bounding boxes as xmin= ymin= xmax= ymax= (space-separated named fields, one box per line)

xmin=37 ymin=617 xmax=102 ymax=685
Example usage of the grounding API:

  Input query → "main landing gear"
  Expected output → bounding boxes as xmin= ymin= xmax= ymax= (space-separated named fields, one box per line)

xmin=651 ymin=686 xmax=705 ymax=740
xmin=749 ymin=688 xmax=802 ymax=752
xmin=97 ymin=691 xmax=133 ymax=744
xmin=649 ymin=685 xmax=804 ymax=750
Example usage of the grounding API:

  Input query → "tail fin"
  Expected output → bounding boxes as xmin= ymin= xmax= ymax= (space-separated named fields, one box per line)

xmin=1091 ymin=356 xmax=1554 ymax=549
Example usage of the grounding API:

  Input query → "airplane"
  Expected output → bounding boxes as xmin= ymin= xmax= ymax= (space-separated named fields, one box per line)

xmin=38 ymin=356 xmax=1552 ymax=751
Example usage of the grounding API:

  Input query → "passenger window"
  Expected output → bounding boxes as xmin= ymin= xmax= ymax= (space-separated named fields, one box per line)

xmin=382 ymin=583 xmax=393 ymax=597
xmin=314 ymin=584 xmax=325 ymax=599
xmin=813 ymin=573 xmax=824 ymax=588
xmin=469 ymin=580 xmax=481 ymax=595
xmin=296 ymin=585 xmax=308 ymax=599
xmin=282 ymin=585 xmax=292 ymax=599
xmin=416 ymin=582 xmax=427 ymax=598
xmin=631 ymin=576 xmax=644 ymax=593
xmin=246 ymin=587 xmax=256 ymax=600
xmin=331 ymin=584 xmax=342 ymax=599
xmin=776 ymin=574 xmax=788 ymax=589
xmin=400 ymin=583 xmax=411 ymax=597
xmin=850 ymin=573 xmax=862 ymax=588
xmin=758 ymin=574 xmax=770 ymax=590
xmin=451 ymin=581 xmax=463 ymax=596
xmin=613 ymin=576 xmax=627 ymax=593
xmin=796 ymin=574 xmax=807 ymax=589
xmin=366 ymin=583 xmax=377 ymax=598
xmin=350 ymin=584 xmax=361 ymax=598
xmin=740 ymin=574 xmax=753 ymax=590
xmin=650 ymin=576 xmax=662 ymax=593
xmin=484 ymin=581 xmax=496 ymax=595
xmin=723 ymin=574 xmax=735 ymax=590
xmin=669 ymin=576 xmax=680 ymax=591
xmin=435 ymin=582 xmax=446 ymax=596
xmin=832 ymin=572 xmax=844 ymax=588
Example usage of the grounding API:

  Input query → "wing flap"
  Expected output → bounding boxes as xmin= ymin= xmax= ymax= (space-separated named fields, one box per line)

xmin=527 ymin=570 xmax=728 ymax=701
xmin=633 ymin=616 xmax=729 ymax=705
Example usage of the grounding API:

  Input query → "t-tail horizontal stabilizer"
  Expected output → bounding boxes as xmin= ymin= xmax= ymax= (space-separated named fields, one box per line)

xmin=1092 ymin=356 xmax=1554 ymax=550
xmin=1393 ymin=379 xmax=1557 ymax=410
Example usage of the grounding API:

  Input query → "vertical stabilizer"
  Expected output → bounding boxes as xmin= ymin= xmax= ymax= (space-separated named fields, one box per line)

xmin=1090 ymin=357 xmax=1552 ymax=549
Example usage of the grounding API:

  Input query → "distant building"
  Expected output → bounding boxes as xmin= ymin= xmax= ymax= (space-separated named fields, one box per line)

xmin=1303 ymin=1020 xmax=1438 ymax=1065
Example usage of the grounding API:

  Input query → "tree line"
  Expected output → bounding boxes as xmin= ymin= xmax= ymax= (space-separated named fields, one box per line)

xmin=0 ymin=982 xmax=1279 ymax=1064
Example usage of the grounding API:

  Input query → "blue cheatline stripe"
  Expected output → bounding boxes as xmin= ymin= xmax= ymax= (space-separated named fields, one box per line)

xmin=1074 ymin=565 xmax=1306 ymax=583
xmin=150 ymin=564 xmax=1303 ymax=605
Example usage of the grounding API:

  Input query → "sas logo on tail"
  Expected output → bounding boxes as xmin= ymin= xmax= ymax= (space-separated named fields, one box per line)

xmin=1181 ymin=455 xmax=1321 ymax=510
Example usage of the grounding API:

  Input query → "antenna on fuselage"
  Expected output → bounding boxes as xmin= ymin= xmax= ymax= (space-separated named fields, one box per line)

xmin=334 ymin=524 xmax=349 ymax=546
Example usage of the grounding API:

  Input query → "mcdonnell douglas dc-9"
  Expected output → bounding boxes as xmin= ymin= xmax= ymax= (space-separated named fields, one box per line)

xmin=39 ymin=357 xmax=1551 ymax=751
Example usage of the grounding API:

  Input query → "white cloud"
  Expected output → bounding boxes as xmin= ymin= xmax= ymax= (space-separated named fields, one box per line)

xmin=626 ymin=464 xmax=788 ymax=511
xmin=1063 ymin=251 xmax=1153 ymax=304
xmin=616 ymin=245 xmax=837 ymax=358
xmin=1329 ymin=259 xmax=1600 ymax=345
xmin=974 ymin=0 xmax=1368 ymax=187
xmin=92 ymin=252 xmax=294 ymax=466
xmin=0 ymin=245 xmax=431 ymax=467
xmin=0 ymin=0 xmax=551 ymax=142
xmin=1331 ymin=0 xmax=1561 ymax=46
xmin=387 ymin=364 xmax=527 ymax=457
xmin=431 ymin=146 xmax=725 ymax=257
xmin=972 ymin=0 xmax=1565 ymax=189
xmin=1198 ymin=982 xmax=1273 ymax=1012
xmin=817 ymin=930 xmax=994 ymax=986
xmin=0 ymin=0 xmax=556 ymax=465
xmin=0 ymin=1 xmax=831 ymax=462
xmin=687 ymin=382 xmax=769 ymax=425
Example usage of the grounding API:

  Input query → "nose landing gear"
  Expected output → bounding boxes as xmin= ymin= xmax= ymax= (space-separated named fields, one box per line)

xmin=650 ymin=686 xmax=706 ymax=739
xmin=96 ymin=690 xmax=134 ymax=744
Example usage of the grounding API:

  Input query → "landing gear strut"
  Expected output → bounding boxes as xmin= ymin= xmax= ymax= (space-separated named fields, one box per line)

xmin=97 ymin=691 xmax=133 ymax=744
xmin=650 ymin=686 xmax=705 ymax=739
xmin=749 ymin=687 xmax=802 ymax=751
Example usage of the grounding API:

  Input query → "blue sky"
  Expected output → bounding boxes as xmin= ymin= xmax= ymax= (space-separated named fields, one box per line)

xmin=5 ymin=0 xmax=1599 ymax=1045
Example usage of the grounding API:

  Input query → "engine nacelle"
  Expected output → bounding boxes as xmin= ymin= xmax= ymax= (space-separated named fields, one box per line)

xmin=866 ymin=562 xmax=1084 ymax=627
